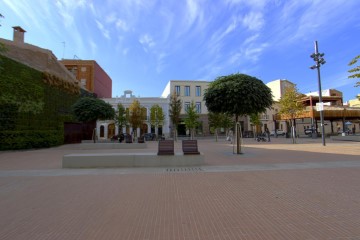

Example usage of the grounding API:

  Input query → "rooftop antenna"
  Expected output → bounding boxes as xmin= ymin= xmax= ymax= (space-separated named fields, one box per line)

xmin=61 ymin=41 xmax=65 ymax=59
xmin=73 ymin=54 xmax=80 ymax=60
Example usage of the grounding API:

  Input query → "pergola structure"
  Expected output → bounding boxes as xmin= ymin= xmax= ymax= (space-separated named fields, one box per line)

xmin=274 ymin=95 xmax=360 ymax=134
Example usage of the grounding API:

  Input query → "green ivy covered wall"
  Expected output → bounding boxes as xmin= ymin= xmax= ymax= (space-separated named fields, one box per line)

xmin=0 ymin=55 xmax=80 ymax=150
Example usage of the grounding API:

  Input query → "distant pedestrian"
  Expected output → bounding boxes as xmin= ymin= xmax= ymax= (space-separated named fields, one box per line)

xmin=265 ymin=129 xmax=270 ymax=142
xmin=227 ymin=130 xmax=233 ymax=143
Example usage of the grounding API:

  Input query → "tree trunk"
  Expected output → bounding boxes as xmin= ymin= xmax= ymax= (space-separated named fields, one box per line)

xmin=235 ymin=115 xmax=241 ymax=154
xmin=291 ymin=119 xmax=296 ymax=144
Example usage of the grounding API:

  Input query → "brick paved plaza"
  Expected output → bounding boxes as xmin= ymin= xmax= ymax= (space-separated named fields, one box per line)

xmin=1 ymin=137 xmax=360 ymax=240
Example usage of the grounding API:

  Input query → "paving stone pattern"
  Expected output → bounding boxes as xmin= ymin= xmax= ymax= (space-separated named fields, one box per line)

xmin=0 ymin=137 xmax=360 ymax=240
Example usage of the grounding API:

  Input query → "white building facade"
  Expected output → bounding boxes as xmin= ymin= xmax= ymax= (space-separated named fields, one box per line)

xmin=97 ymin=90 xmax=170 ymax=140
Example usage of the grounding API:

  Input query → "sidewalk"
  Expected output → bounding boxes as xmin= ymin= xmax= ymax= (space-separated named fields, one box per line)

xmin=0 ymin=137 xmax=360 ymax=240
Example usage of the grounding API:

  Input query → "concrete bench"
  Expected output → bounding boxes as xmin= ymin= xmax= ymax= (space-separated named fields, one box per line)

xmin=182 ymin=140 xmax=200 ymax=155
xmin=62 ymin=152 xmax=204 ymax=168
xmin=158 ymin=140 xmax=174 ymax=155
xmin=61 ymin=143 xmax=147 ymax=150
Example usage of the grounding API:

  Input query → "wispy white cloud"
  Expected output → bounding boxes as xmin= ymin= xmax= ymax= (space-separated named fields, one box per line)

xmin=276 ymin=1 xmax=359 ymax=44
xmin=139 ymin=34 xmax=155 ymax=52
xmin=95 ymin=20 xmax=111 ymax=40
xmin=89 ymin=39 xmax=97 ymax=56
xmin=207 ymin=16 xmax=239 ymax=57
xmin=185 ymin=0 xmax=200 ymax=27
xmin=225 ymin=0 xmax=267 ymax=9
xmin=116 ymin=19 xmax=129 ymax=31
xmin=156 ymin=52 xmax=168 ymax=73
xmin=105 ymin=12 xmax=117 ymax=24
xmin=243 ymin=34 xmax=260 ymax=45
xmin=324 ymin=73 xmax=355 ymax=90
xmin=55 ymin=0 xmax=88 ymax=27
xmin=228 ymin=41 xmax=268 ymax=65
xmin=2 ymin=0 xmax=43 ymax=29
xmin=241 ymin=11 xmax=264 ymax=31
xmin=176 ymin=0 xmax=205 ymax=36
xmin=243 ymin=43 xmax=268 ymax=62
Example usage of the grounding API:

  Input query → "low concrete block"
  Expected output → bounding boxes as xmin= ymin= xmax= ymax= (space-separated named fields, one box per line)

xmin=330 ymin=135 xmax=360 ymax=142
xmin=62 ymin=153 xmax=204 ymax=168
xmin=65 ymin=143 xmax=147 ymax=150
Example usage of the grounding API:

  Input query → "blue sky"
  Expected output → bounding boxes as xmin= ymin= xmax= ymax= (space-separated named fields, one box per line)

xmin=1 ymin=0 xmax=359 ymax=101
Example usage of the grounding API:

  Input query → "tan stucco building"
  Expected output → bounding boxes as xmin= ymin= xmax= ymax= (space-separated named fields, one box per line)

xmin=0 ymin=26 xmax=78 ymax=86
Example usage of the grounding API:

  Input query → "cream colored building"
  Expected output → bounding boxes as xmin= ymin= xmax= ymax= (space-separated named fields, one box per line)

xmin=0 ymin=26 xmax=78 ymax=85
xmin=266 ymin=79 xmax=295 ymax=101
xmin=162 ymin=80 xmax=211 ymax=136
xmin=348 ymin=95 xmax=360 ymax=107
xmin=248 ymin=79 xmax=295 ymax=135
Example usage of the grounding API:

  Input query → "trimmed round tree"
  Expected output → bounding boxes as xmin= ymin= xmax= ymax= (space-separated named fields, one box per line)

xmin=72 ymin=97 xmax=115 ymax=142
xmin=72 ymin=97 xmax=115 ymax=123
xmin=204 ymin=73 xmax=273 ymax=153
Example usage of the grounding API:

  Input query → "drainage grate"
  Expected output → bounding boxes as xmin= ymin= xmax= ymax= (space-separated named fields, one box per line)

xmin=166 ymin=167 xmax=203 ymax=172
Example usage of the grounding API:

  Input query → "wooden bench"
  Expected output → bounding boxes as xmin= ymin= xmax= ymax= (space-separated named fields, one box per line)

xmin=157 ymin=140 xmax=174 ymax=155
xmin=182 ymin=140 xmax=200 ymax=155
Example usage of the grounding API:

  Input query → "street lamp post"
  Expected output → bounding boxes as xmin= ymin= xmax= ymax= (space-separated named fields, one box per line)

xmin=310 ymin=40 xmax=326 ymax=146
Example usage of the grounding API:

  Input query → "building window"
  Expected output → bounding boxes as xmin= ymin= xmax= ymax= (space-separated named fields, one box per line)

xmin=70 ymin=67 xmax=77 ymax=76
xmin=196 ymin=102 xmax=201 ymax=113
xmin=175 ymin=86 xmax=180 ymax=96
xmin=185 ymin=86 xmax=190 ymax=96
xmin=80 ymin=79 xmax=86 ymax=87
xmin=184 ymin=102 xmax=190 ymax=111
xmin=81 ymin=67 xmax=87 ymax=72
xmin=196 ymin=86 xmax=201 ymax=96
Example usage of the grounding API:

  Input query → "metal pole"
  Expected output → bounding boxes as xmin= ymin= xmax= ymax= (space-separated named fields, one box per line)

xmin=314 ymin=41 xmax=326 ymax=146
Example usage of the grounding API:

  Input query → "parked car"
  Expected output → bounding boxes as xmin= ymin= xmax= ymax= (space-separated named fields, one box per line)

xmin=144 ymin=133 xmax=156 ymax=141
xmin=114 ymin=133 xmax=130 ymax=143
xmin=270 ymin=130 xmax=285 ymax=136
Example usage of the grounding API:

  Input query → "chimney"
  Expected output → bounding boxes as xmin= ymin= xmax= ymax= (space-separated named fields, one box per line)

xmin=12 ymin=26 xmax=26 ymax=44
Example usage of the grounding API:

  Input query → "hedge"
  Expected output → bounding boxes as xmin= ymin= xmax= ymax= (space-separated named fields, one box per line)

xmin=0 ymin=130 xmax=64 ymax=150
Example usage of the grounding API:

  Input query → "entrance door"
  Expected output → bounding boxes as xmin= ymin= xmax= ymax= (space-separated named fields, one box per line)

xmin=108 ymin=123 xmax=115 ymax=139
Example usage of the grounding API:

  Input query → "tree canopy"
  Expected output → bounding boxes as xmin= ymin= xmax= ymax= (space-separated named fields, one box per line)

xmin=204 ymin=73 xmax=273 ymax=119
xmin=150 ymin=104 xmax=165 ymax=129
xmin=169 ymin=92 xmax=182 ymax=140
xmin=128 ymin=99 xmax=146 ymax=136
xmin=208 ymin=112 xmax=233 ymax=141
xmin=204 ymin=73 xmax=273 ymax=153
xmin=249 ymin=113 xmax=262 ymax=135
xmin=114 ymin=103 xmax=127 ymax=134
xmin=184 ymin=101 xmax=199 ymax=140
xmin=348 ymin=54 xmax=360 ymax=87
xmin=278 ymin=85 xmax=304 ymax=119
xmin=71 ymin=97 xmax=115 ymax=122
xmin=278 ymin=85 xmax=304 ymax=143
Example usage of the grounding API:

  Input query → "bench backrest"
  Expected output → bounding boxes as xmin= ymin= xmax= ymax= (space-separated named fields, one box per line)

xmin=182 ymin=140 xmax=200 ymax=155
xmin=158 ymin=140 xmax=174 ymax=155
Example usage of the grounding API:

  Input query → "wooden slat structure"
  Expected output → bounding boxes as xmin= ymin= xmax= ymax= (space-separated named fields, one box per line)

xmin=274 ymin=95 xmax=360 ymax=122
xmin=157 ymin=140 xmax=174 ymax=155
xmin=182 ymin=140 xmax=200 ymax=155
